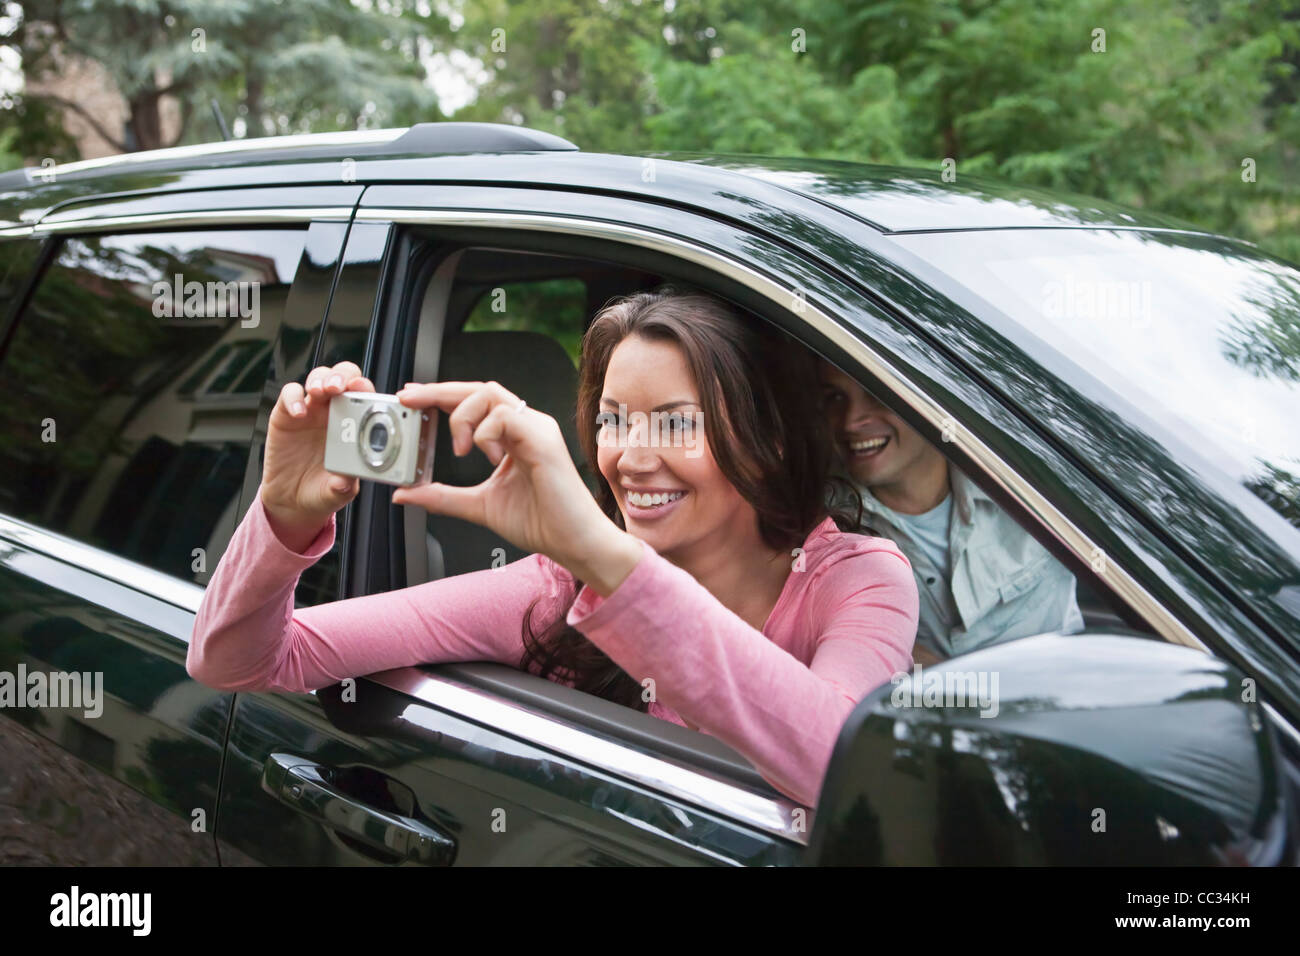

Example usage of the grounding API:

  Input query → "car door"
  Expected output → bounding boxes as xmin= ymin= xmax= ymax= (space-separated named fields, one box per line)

xmin=0 ymin=187 xmax=355 ymax=864
xmin=212 ymin=198 xmax=810 ymax=866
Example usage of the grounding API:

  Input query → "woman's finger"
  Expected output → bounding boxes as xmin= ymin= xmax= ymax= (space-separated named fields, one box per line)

xmin=277 ymin=381 xmax=307 ymax=418
xmin=471 ymin=403 xmax=519 ymax=465
xmin=450 ymin=384 xmax=521 ymax=457
xmin=304 ymin=365 xmax=332 ymax=397
xmin=401 ymin=381 xmax=521 ymax=456
xmin=319 ymin=360 xmax=362 ymax=395
xmin=306 ymin=361 xmax=364 ymax=399
xmin=396 ymin=381 xmax=481 ymax=411
xmin=398 ymin=381 xmax=518 ymax=410
xmin=330 ymin=360 xmax=363 ymax=384
xmin=392 ymin=480 xmax=486 ymax=525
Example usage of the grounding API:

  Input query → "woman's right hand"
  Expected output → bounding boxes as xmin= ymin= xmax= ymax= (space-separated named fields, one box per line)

xmin=259 ymin=361 xmax=375 ymax=550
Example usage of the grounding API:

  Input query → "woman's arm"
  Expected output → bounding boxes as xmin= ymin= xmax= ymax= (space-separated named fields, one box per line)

xmin=565 ymin=541 xmax=918 ymax=808
xmin=186 ymin=485 xmax=569 ymax=694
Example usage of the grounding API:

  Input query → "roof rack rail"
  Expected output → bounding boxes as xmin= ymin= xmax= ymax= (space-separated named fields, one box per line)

xmin=17 ymin=127 xmax=411 ymax=180
xmin=385 ymin=122 xmax=577 ymax=153
xmin=1 ymin=122 xmax=576 ymax=187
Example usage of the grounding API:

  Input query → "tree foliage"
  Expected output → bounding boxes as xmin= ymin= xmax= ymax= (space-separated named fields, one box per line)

xmin=0 ymin=0 xmax=1296 ymax=256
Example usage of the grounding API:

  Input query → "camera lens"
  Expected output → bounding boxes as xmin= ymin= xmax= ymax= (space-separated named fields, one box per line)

xmin=358 ymin=404 xmax=401 ymax=473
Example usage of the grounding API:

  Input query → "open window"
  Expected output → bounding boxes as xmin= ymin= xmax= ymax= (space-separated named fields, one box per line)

xmin=372 ymin=223 xmax=1158 ymax=811
xmin=382 ymin=235 xmax=793 ymax=797
xmin=817 ymin=359 xmax=1148 ymax=665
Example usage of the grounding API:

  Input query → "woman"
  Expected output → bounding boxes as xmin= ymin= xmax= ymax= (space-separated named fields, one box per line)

xmin=188 ymin=288 xmax=919 ymax=808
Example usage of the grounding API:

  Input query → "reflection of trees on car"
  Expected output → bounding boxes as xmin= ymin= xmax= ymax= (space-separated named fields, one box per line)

xmin=1219 ymin=260 xmax=1300 ymax=529
xmin=0 ymin=231 xmax=298 ymax=583
xmin=1222 ymin=270 xmax=1300 ymax=383
xmin=0 ymin=238 xmax=227 ymax=480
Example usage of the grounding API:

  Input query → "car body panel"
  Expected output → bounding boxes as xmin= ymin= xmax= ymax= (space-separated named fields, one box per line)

xmin=0 ymin=147 xmax=1200 ymax=234
xmin=0 ymin=526 xmax=224 ymax=864
xmin=215 ymin=676 xmax=799 ymax=866
xmin=809 ymin=633 xmax=1291 ymax=865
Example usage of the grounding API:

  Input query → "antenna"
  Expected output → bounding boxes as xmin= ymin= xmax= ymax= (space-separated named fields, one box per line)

xmin=210 ymin=99 xmax=231 ymax=141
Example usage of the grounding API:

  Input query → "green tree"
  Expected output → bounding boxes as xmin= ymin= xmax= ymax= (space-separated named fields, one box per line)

xmin=2 ymin=0 xmax=445 ymax=156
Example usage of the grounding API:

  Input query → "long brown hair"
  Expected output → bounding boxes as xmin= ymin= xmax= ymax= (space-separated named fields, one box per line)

xmin=519 ymin=287 xmax=859 ymax=709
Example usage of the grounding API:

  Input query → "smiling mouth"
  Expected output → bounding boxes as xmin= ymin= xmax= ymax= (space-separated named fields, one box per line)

xmin=625 ymin=490 xmax=686 ymax=509
xmin=847 ymin=436 xmax=890 ymax=459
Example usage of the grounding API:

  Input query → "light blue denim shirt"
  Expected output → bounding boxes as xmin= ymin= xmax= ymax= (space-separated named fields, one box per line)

xmin=840 ymin=464 xmax=1084 ymax=657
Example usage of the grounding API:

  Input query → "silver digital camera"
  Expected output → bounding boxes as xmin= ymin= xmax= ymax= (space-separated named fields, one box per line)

xmin=324 ymin=391 xmax=437 ymax=486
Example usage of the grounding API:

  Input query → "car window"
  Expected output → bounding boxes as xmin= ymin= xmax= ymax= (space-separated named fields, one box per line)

xmin=424 ymin=259 xmax=592 ymax=577
xmin=462 ymin=277 xmax=588 ymax=365
xmin=0 ymin=228 xmax=307 ymax=585
xmin=818 ymin=361 xmax=1113 ymax=661
xmin=892 ymin=229 xmax=1300 ymax=545
xmin=426 ymin=244 xmax=1107 ymax=658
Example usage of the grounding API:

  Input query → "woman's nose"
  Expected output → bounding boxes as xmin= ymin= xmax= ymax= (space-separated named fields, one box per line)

xmin=617 ymin=420 xmax=662 ymax=472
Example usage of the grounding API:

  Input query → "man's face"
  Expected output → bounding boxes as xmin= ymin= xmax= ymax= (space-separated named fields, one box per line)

xmin=819 ymin=362 xmax=938 ymax=490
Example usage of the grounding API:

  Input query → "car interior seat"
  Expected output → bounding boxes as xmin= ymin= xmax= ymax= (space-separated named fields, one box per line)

xmin=424 ymin=329 xmax=588 ymax=580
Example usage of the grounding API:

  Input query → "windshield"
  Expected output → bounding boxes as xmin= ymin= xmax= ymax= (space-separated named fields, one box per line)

xmin=892 ymin=228 xmax=1300 ymax=541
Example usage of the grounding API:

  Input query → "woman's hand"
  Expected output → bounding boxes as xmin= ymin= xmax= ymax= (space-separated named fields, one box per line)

xmin=260 ymin=361 xmax=375 ymax=552
xmin=391 ymin=380 xmax=642 ymax=594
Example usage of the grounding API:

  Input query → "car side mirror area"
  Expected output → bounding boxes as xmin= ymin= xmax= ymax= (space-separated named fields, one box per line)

xmin=804 ymin=633 xmax=1293 ymax=865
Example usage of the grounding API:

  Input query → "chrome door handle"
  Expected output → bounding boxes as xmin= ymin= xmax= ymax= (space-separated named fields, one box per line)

xmin=262 ymin=753 xmax=456 ymax=865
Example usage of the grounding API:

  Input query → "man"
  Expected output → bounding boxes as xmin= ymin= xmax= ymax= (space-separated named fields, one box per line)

xmin=819 ymin=361 xmax=1084 ymax=664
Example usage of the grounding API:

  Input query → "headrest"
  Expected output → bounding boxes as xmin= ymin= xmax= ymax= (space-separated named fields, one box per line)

xmin=433 ymin=330 xmax=584 ymax=485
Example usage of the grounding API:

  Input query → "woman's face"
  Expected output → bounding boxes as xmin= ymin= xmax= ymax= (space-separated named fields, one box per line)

xmin=596 ymin=334 xmax=754 ymax=560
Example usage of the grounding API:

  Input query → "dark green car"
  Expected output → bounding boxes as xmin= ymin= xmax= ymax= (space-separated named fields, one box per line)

xmin=0 ymin=122 xmax=1295 ymax=865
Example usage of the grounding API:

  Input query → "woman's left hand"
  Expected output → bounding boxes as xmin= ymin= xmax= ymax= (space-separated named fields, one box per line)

xmin=391 ymin=380 xmax=642 ymax=594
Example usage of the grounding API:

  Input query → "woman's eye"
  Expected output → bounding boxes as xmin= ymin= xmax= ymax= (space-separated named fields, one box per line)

xmin=661 ymin=412 xmax=692 ymax=435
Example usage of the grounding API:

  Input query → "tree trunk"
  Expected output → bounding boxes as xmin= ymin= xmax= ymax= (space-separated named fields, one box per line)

xmin=129 ymin=89 xmax=164 ymax=152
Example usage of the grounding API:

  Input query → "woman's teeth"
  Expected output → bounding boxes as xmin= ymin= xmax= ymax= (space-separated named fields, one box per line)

xmin=850 ymin=437 xmax=889 ymax=454
xmin=627 ymin=491 xmax=685 ymax=508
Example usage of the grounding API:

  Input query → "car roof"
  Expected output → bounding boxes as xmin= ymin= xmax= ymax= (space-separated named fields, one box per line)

xmin=664 ymin=153 xmax=1204 ymax=233
xmin=0 ymin=122 xmax=1204 ymax=235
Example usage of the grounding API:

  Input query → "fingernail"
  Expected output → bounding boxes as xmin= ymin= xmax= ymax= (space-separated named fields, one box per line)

xmin=327 ymin=375 xmax=343 ymax=389
xmin=291 ymin=401 xmax=305 ymax=416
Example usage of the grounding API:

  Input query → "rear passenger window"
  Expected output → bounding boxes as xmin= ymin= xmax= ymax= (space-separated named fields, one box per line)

xmin=0 ymin=228 xmax=307 ymax=585
xmin=462 ymin=277 xmax=588 ymax=365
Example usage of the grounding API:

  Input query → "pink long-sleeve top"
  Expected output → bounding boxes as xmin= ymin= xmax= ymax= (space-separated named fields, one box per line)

xmin=187 ymin=487 xmax=919 ymax=807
